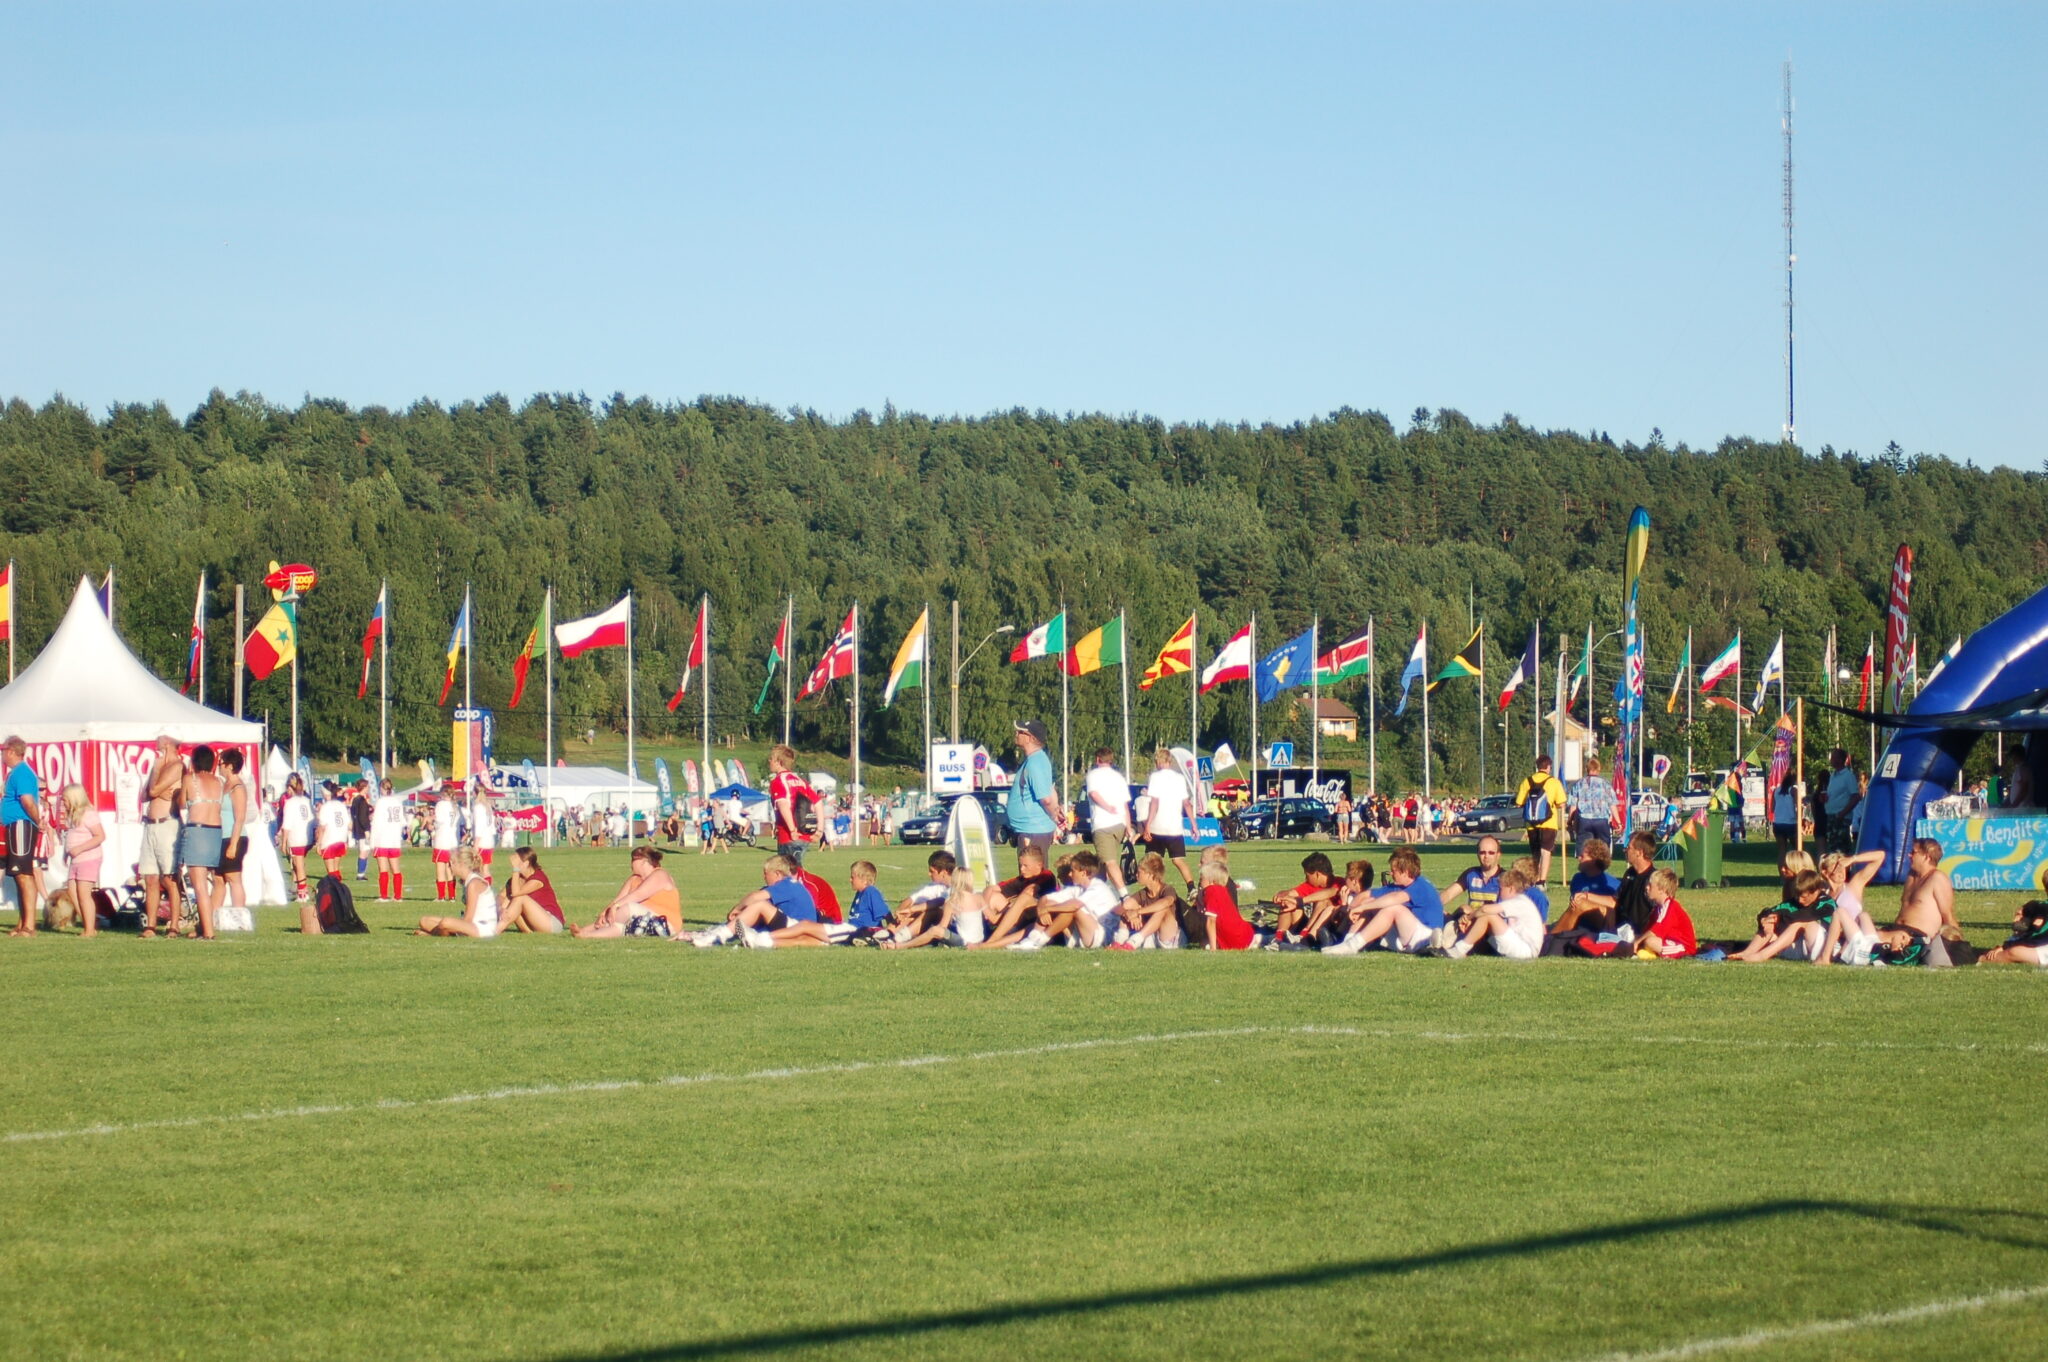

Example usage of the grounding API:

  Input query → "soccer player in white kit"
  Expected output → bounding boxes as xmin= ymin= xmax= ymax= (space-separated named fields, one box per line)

xmin=432 ymin=793 xmax=462 ymax=901
xmin=316 ymin=787 xmax=353 ymax=878
xmin=280 ymin=776 xmax=315 ymax=902
xmin=471 ymin=797 xmax=498 ymax=872
xmin=371 ymin=779 xmax=408 ymax=901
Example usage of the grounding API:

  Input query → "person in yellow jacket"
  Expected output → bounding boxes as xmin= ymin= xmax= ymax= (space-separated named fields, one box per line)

xmin=1514 ymin=755 xmax=1569 ymax=886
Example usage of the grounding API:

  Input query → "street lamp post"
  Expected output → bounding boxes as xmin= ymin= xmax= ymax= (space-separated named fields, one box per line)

xmin=950 ymin=622 xmax=1014 ymax=742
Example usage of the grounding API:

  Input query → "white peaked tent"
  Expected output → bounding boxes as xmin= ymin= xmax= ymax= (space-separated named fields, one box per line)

xmin=0 ymin=577 xmax=287 ymax=906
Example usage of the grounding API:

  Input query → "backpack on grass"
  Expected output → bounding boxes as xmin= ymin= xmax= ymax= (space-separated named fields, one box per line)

xmin=313 ymin=874 xmax=368 ymax=934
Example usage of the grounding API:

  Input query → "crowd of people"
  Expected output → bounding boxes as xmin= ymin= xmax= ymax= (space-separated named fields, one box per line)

xmin=3 ymin=729 xmax=2044 ymax=969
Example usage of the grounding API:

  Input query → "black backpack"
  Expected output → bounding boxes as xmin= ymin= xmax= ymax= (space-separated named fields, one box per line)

xmin=314 ymin=874 xmax=368 ymax=934
xmin=791 ymin=787 xmax=819 ymax=838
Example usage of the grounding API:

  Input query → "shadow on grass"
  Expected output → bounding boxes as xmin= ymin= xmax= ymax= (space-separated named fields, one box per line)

xmin=543 ymin=1199 xmax=2045 ymax=1361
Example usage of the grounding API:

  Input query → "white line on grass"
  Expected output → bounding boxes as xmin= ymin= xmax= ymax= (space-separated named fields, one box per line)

xmin=1571 ymin=1281 xmax=2048 ymax=1361
xmin=7 ymin=1023 xmax=2036 ymax=1145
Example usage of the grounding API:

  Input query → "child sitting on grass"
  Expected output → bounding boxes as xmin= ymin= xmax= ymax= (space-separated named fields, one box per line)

xmin=883 ymin=851 xmax=965 ymax=949
xmin=1438 ymin=864 xmax=1543 ymax=959
xmin=970 ymin=845 xmax=1057 ymax=950
xmin=1634 ymin=869 xmax=1697 ymax=959
xmin=750 ymin=859 xmax=890 ymax=947
xmin=1731 ymin=869 xmax=1833 ymax=962
xmin=1108 ymin=853 xmax=1184 ymax=949
xmin=1272 ymin=851 xmax=1342 ymax=945
xmin=1200 ymin=860 xmax=1256 ymax=950
xmin=1014 ymin=851 xmax=1118 ymax=949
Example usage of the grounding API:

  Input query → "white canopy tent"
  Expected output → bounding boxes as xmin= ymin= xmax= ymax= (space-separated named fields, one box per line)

xmin=0 ymin=577 xmax=288 ymax=908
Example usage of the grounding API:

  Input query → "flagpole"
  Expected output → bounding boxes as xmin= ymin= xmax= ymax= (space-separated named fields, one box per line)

xmin=233 ymin=585 xmax=244 ymax=719
xmin=378 ymin=582 xmax=389 ymax=781
xmin=783 ymin=595 xmax=794 ymax=748
xmin=1248 ymin=614 xmax=1260 ymax=801
xmin=1119 ymin=608 xmax=1132 ymax=780
xmin=1420 ymin=621 xmax=1432 ymax=809
xmin=1309 ymin=616 xmax=1321 ymax=779
xmin=1552 ymin=639 xmax=1564 ymax=769
xmin=541 ymin=587 xmax=553 ymax=844
xmin=5 ymin=559 xmax=12 ymax=683
xmin=922 ymin=601 xmax=933 ymax=797
xmin=1188 ymin=609 xmax=1199 ymax=777
xmin=1532 ymin=622 xmax=1542 ymax=762
xmin=1684 ymin=626 xmax=1694 ymax=783
xmin=625 ymin=592 xmax=636 ymax=849
xmin=1366 ymin=616 xmax=1376 ymax=799
xmin=1059 ymin=600 xmax=1071 ymax=809
xmin=195 ymin=571 xmax=207 ymax=705
xmin=851 ymin=602 xmax=862 ymax=848
xmin=290 ymin=602 xmax=300 ymax=770
xmin=701 ymin=593 xmax=712 ymax=832
xmin=1476 ymin=622 xmax=1486 ymax=793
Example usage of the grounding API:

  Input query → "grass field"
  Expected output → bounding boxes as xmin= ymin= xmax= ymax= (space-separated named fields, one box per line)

xmin=2 ymin=838 xmax=2043 ymax=1361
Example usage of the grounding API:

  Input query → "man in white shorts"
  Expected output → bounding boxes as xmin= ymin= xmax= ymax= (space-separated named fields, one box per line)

xmin=138 ymin=735 xmax=185 ymax=934
xmin=1084 ymin=748 xmax=1132 ymax=893
xmin=1141 ymin=748 xmax=1195 ymax=893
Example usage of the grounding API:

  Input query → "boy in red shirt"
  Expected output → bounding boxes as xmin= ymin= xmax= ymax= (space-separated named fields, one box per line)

xmin=1201 ymin=862 xmax=1256 ymax=950
xmin=1272 ymin=851 xmax=1341 ymax=945
xmin=1637 ymin=868 xmax=1698 ymax=958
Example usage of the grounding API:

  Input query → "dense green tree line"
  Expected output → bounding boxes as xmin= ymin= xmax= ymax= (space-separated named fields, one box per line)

xmin=1 ymin=391 xmax=2040 ymax=792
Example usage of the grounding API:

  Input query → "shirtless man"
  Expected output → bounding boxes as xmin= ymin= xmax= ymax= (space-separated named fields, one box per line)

xmin=139 ymin=735 xmax=185 ymax=937
xmin=1892 ymin=837 xmax=1962 ymax=943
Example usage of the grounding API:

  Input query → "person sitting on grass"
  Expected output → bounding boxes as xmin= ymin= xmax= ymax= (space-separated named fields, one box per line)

xmin=1200 ymin=860 xmax=1256 ymax=950
xmin=1296 ymin=858 xmax=1373 ymax=947
xmin=498 ymin=847 xmax=565 ymax=934
xmin=1439 ymin=864 xmax=1544 ymax=960
xmin=1634 ymin=869 xmax=1698 ymax=959
xmin=1565 ymin=838 xmax=1620 ymax=912
xmin=573 ymin=847 xmax=682 ymax=938
xmin=969 ymin=844 xmax=1057 ymax=950
xmin=1978 ymin=900 xmax=2048 ymax=967
xmin=1751 ymin=849 xmax=1817 ymax=941
xmin=1730 ymin=869 xmax=1835 ymax=962
xmin=691 ymin=853 xmax=816 ymax=947
xmin=1550 ymin=832 xmax=1652 ymax=939
xmin=1323 ymin=847 xmax=1444 ymax=956
xmin=1108 ymin=853 xmax=1184 ymax=950
xmin=883 ymin=851 xmax=965 ymax=949
xmin=1441 ymin=836 xmax=1504 ymax=921
xmin=1013 ymin=850 xmax=1119 ymax=949
xmin=1272 ymin=851 xmax=1343 ymax=946
xmin=748 ymin=859 xmax=888 ymax=947
xmin=1812 ymin=850 xmax=1885 ymax=966
xmin=414 ymin=846 xmax=499 ymax=938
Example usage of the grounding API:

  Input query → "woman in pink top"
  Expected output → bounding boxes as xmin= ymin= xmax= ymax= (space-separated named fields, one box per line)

xmin=60 ymin=785 xmax=106 ymax=937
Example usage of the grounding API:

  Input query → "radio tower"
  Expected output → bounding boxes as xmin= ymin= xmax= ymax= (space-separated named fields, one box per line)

xmin=1781 ymin=60 xmax=1796 ymax=445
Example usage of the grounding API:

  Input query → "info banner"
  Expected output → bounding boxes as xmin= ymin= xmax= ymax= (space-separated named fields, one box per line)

xmin=1917 ymin=815 xmax=2048 ymax=893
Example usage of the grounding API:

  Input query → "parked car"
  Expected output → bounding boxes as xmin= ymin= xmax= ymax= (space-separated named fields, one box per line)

xmin=896 ymin=791 xmax=1014 ymax=846
xmin=1453 ymin=793 xmax=1526 ymax=836
xmin=1227 ymin=797 xmax=1334 ymax=840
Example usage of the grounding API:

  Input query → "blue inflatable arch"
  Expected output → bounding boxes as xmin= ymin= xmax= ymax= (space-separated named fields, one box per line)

xmin=1859 ymin=579 xmax=2048 ymax=883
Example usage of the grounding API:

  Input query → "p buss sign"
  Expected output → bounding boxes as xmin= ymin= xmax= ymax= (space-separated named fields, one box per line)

xmin=929 ymin=743 xmax=975 ymax=796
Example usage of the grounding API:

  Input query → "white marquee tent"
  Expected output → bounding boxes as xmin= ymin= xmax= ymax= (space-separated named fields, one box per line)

xmin=0 ymin=577 xmax=288 ymax=908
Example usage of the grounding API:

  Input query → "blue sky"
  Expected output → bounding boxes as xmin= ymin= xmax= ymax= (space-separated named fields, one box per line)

xmin=4 ymin=2 xmax=2041 ymax=467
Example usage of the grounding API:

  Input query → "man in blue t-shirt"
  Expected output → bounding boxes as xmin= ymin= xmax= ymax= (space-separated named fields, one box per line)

xmin=1325 ymin=847 xmax=1443 ymax=955
xmin=1004 ymin=718 xmax=1065 ymax=863
xmin=692 ymin=853 xmax=818 ymax=946
xmin=3 ymin=737 xmax=47 ymax=934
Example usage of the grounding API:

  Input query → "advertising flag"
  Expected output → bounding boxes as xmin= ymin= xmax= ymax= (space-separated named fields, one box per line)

xmin=1254 ymin=628 xmax=1315 ymax=703
xmin=0 ymin=562 xmax=11 ymax=642
xmin=1139 ymin=615 xmax=1196 ymax=690
xmin=1882 ymin=545 xmax=1914 ymax=713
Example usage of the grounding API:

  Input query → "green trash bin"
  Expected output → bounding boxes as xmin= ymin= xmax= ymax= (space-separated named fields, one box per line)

xmin=1678 ymin=808 xmax=1726 ymax=888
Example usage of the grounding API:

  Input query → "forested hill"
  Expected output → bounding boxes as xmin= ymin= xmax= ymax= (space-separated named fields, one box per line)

xmin=1 ymin=392 xmax=2040 ymax=790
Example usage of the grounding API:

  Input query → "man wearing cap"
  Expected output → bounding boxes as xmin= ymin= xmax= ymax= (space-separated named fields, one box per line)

xmin=1006 ymin=719 xmax=1065 ymax=867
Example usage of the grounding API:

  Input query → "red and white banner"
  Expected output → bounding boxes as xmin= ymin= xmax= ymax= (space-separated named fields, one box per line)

xmin=1882 ymin=545 xmax=1913 ymax=713
xmin=506 ymin=804 xmax=547 ymax=834
xmin=1198 ymin=622 xmax=1253 ymax=694
xmin=555 ymin=596 xmax=631 ymax=658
